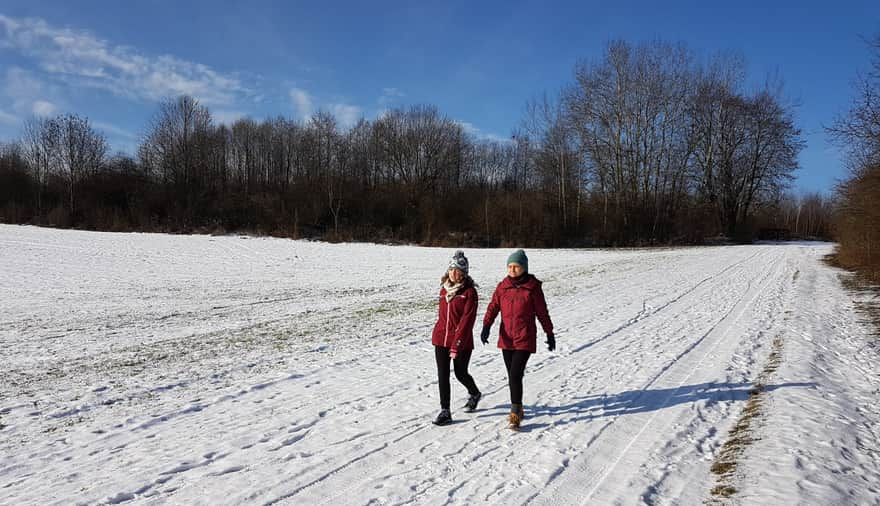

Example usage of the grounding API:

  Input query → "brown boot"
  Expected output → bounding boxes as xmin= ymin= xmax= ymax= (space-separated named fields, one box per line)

xmin=508 ymin=403 xmax=523 ymax=430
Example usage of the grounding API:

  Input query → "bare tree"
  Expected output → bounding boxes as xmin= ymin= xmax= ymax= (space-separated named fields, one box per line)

xmin=690 ymin=57 xmax=802 ymax=237
xmin=567 ymin=40 xmax=695 ymax=242
xmin=139 ymin=95 xmax=213 ymax=193
xmin=828 ymin=33 xmax=880 ymax=279
xmin=829 ymin=33 xmax=880 ymax=173
xmin=20 ymin=117 xmax=55 ymax=215
xmin=20 ymin=114 xmax=107 ymax=214
xmin=54 ymin=114 xmax=108 ymax=214
xmin=309 ymin=111 xmax=344 ymax=235
xmin=229 ymin=118 xmax=258 ymax=191
xmin=524 ymin=93 xmax=580 ymax=230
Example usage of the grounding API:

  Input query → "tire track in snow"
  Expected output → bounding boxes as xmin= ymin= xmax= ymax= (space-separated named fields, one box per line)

xmin=296 ymin=249 xmax=777 ymax=504
xmin=529 ymin=248 xmax=789 ymax=505
xmin=638 ymin=254 xmax=800 ymax=504
xmin=472 ymin=249 xmax=785 ymax=504
xmin=11 ymin=311 xmax=435 ymax=504
xmin=568 ymin=248 xmax=763 ymax=354
xmin=496 ymin=247 xmax=766 ymax=414
xmin=5 ymin=229 xmax=809 ymax=505
xmin=454 ymin=249 xmax=777 ymax=504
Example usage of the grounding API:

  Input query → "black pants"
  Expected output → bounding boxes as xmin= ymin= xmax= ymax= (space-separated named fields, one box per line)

xmin=502 ymin=349 xmax=531 ymax=405
xmin=435 ymin=346 xmax=480 ymax=410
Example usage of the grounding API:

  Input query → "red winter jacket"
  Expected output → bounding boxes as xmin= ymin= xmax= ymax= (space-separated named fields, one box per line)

xmin=483 ymin=274 xmax=553 ymax=353
xmin=431 ymin=283 xmax=478 ymax=354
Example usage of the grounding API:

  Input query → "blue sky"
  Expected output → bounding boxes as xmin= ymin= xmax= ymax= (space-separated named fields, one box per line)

xmin=0 ymin=1 xmax=878 ymax=194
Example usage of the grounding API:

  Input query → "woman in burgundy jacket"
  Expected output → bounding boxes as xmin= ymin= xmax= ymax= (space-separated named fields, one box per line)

xmin=431 ymin=250 xmax=482 ymax=426
xmin=481 ymin=249 xmax=555 ymax=430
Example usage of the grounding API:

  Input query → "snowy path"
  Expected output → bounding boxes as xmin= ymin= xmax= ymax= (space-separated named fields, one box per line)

xmin=1 ymin=225 xmax=878 ymax=505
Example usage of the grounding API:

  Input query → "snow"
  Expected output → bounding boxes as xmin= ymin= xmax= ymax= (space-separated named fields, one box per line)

xmin=1 ymin=224 xmax=879 ymax=505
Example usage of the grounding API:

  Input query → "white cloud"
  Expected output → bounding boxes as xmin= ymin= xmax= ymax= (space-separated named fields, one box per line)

xmin=212 ymin=109 xmax=248 ymax=126
xmin=0 ymin=15 xmax=378 ymax=135
xmin=378 ymin=87 xmax=404 ymax=105
xmin=290 ymin=87 xmax=313 ymax=120
xmin=32 ymin=100 xmax=56 ymax=116
xmin=454 ymin=119 xmax=512 ymax=144
xmin=0 ymin=108 xmax=17 ymax=125
xmin=0 ymin=14 xmax=246 ymax=106
xmin=331 ymin=103 xmax=362 ymax=128
xmin=4 ymin=67 xmax=44 ymax=104
xmin=92 ymin=120 xmax=136 ymax=140
xmin=484 ymin=133 xmax=514 ymax=144
xmin=455 ymin=120 xmax=480 ymax=136
xmin=1 ymin=67 xmax=63 ymax=118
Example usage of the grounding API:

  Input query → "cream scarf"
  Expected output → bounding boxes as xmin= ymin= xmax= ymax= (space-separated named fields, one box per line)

xmin=443 ymin=279 xmax=465 ymax=302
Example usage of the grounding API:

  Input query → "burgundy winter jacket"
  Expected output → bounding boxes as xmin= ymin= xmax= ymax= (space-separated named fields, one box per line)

xmin=431 ymin=284 xmax=478 ymax=353
xmin=483 ymin=274 xmax=553 ymax=353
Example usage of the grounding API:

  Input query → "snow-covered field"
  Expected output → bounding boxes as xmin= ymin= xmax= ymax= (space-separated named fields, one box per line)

xmin=1 ymin=224 xmax=879 ymax=505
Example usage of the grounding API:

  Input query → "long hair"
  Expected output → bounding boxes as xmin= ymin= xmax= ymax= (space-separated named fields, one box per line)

xmin=440 ymin=272 xmax=477 ymax=288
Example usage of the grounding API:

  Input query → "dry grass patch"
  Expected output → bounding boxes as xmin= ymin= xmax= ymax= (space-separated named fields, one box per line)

xmin=827 ymin=253 xmax=880 ymax=337
xmin=708 ymin=335 xmax=784 ymax=500
xmin=710 ymin=485 xmax=737 ymax=497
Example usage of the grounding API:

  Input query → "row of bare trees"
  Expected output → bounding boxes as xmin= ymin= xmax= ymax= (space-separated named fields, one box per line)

xmin=828 ymin=34 xmax=880 ymax=281
xmin=0 ymin=40 xmax=816 ymax=246
xmin=526 ymin=42 xmax=805 ymax=243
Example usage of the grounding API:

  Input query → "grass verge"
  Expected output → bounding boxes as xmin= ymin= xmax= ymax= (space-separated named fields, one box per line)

xmin=708 ymin=335 xmax=785 ymax=500
xmin=825 ymin=252 xmax=880 ymax=338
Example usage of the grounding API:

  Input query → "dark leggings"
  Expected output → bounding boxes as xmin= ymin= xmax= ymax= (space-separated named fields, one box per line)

xmin=435 ymin=346 xmax=480 ymax=410
xmin=502 ymin=349 xmax=531 ymax=405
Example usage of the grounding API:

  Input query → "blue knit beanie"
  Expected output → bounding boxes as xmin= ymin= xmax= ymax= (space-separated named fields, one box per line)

xmin=506 ymin=249 xmax=528 ymax=273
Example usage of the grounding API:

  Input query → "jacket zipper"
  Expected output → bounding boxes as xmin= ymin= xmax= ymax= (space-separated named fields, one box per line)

xmin=443 ymin=294 xmax=452 ymax=347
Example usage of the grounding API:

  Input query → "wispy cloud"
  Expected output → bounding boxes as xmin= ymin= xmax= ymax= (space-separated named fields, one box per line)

xmin=331 ymin=103 xmax=362 ymax=128
xmin=484 ymin=133 xmax=514 ymax=144
xmin=0 ymin=108 xmax=17 ymax=124
xmin=456 ymin=120 xmax=480 ymax=136
xmin=290 ymin=87 xmax=313 ymax=120
xmin=3 ymin=67 xmax=49 ymax=114
xmin=0 ymin=14 xmax=375 ymax=136
xmin=31 ymin=99 xmax=56 ymax=116
xmin=0 ymin=14 xmax=247 ymax=106
xmin=379 ymin=87 xmax=404 ymax=106
xmin=455 ymin=119 xmax=511 ymax=144
xmin=212 ymin=109 xmax=249 ymax=126
xmin=92 ymin=120 xmax=136 ymax=140
xmin=290 ymin=88 xmax=361 ymax=127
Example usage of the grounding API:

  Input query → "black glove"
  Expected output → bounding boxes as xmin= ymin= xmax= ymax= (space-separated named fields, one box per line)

xmin=480 ymin=325 xmax=491 ymax=345
xmin=546 ymin=333 xmax=556 ymax=352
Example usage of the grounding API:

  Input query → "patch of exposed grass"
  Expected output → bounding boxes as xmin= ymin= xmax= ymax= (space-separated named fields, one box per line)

xmin=354 ymin=306 xmax=394 ymax=318
xmin=827 ymin=254 xmax=880 ymax=338
xmin=710 ymin=461 xmax=736 ymax=475
xmin=354 ymin=298 xmax=436 ymax=320
xmin=710 ymin=485 xmax=737 ymax=497
xmin=709 ymin=335 xmax=785 ymax=499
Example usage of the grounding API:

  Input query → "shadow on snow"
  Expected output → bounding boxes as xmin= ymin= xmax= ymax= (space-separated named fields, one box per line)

xmin=477 ymin=381 xmax=815 ymax=432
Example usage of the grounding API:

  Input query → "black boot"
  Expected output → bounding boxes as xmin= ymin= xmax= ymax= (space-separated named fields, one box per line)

xmin=463 ymin=391 xmax=482 ymax=413
xmin=433 ymin=409 xmax=452 ymax=426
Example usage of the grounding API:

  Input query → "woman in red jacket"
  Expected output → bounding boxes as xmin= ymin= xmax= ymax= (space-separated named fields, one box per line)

xmin=481 ymin=249 xmax=555 ymax=430
xmin=431 ymin=250 xmax=481 ymax=426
